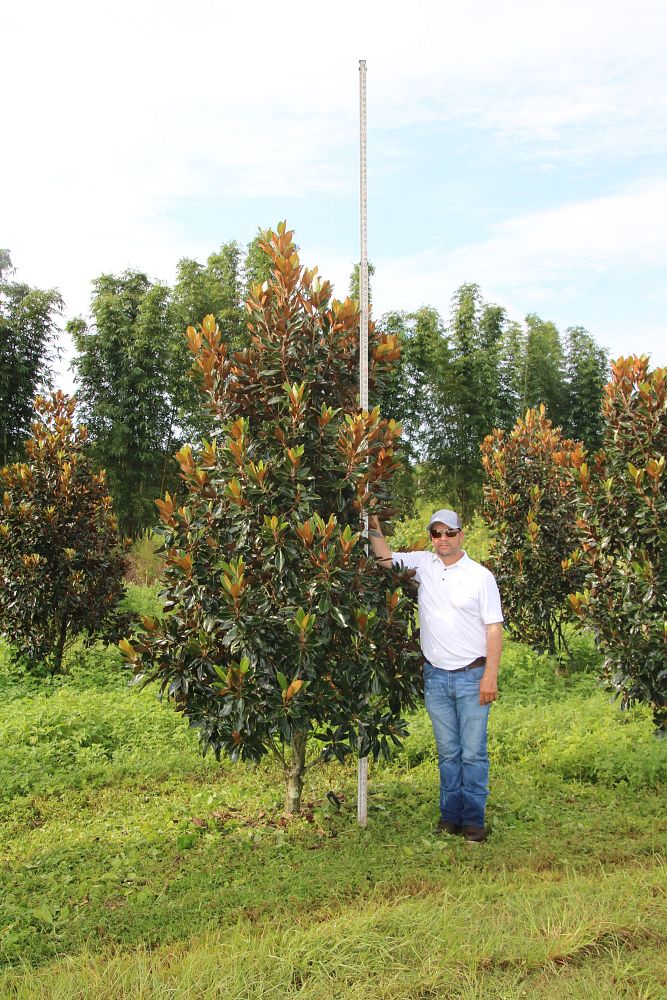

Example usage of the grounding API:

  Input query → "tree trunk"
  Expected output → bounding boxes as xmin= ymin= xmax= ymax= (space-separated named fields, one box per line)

xmin=546 ymin=620 xmax=557 ymax=657
xmin=51 ymin=615 xmax=68 ymax=675
xmin=284 ymin=729 xmax=307 ymax=815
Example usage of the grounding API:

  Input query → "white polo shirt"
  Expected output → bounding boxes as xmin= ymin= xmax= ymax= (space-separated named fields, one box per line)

xmin=391 ymin=550 xmax=503 ymax=670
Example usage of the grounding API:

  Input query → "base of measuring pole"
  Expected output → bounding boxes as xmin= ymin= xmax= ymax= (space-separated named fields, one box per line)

xmin=357 ymin=755 xmax=368 ymax=827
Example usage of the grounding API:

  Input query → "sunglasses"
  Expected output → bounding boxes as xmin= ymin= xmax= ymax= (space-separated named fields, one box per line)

xmin=430 ymin=527 xmax=460 ymax=539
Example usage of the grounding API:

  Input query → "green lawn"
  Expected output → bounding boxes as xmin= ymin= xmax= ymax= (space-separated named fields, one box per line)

xmin=0 ymin=619 xmax=665 ymax=998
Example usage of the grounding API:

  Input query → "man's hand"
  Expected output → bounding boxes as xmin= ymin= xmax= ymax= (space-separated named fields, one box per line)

xmin=481 ymin=622 xmax=502 ymax=704
xmin=366 ymin=513 xmax=393 ymax=567
xmin=479 ymin=670 xmax=498 ymax=705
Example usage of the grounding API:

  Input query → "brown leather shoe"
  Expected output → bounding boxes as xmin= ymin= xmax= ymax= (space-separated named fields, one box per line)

xmin=433 ymin=819 xmax=462 ymax=836
xmin=462 ymin=825 xmax=486 ymax=843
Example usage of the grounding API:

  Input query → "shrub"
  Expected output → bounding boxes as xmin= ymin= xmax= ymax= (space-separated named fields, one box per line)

xmin=125 ymin=531 xmax=165 ymax=585
xmin=122 ymin=582 xmax=164 ymax=620
xmin=122 ymin=225 xmax=422 ymax=813
xmin=0 ymin=681 xmax=199 ymax=803
xmin=481 ymin=405 xmax=584 ymax=657
xmin=567 ymin=356 xmax=667 ymax=731
xmin=489 ymin=694 xmax=667 ymax=789
xmin=0 ymin=392 xmax=129 ymax=673
xmin=391 ymin=689 xmax=666 ymax=790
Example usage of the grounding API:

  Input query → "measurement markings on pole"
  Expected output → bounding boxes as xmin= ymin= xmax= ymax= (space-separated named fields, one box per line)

xmin=358 ymin=58 xmax=369 ymax=828
xmin=359 ymin=58 xmax=368 ymax=413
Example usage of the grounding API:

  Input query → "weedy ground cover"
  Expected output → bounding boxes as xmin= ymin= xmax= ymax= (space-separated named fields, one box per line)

xmin=0 ymin=590 xmax=665 ymax=998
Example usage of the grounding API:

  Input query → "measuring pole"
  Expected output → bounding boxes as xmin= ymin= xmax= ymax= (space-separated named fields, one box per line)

xmin=357 ymin=58 xmax=369 ymax=828
xmin=359 ymin=60 xmax=369 ymax=413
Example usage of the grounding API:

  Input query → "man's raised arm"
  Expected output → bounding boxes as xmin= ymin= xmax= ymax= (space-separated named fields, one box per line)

xmin=367 ymin=514 xmax=394 ymax=569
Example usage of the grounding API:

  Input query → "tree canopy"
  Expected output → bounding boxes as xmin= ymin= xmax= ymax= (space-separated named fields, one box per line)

xmin=122 ymin=224 xmax=422 ymax=811
xmin=568 ymin=356 xmax=666 ymax=730
xmin=0 ymin=392 xmax=128 ymax=673
xmin=0 ymin=250 xmax=63 ymax=465
xmin=481 ymin=405 xmax=584 ymax=657
xmin=70 ymin=243 xmax=249 ymax=536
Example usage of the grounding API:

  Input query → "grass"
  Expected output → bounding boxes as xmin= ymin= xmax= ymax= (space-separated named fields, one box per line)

xmin=2 ymin=866 xmax=665 ymax=998
xmin=0 ymin=600 xmax=665 ymax=998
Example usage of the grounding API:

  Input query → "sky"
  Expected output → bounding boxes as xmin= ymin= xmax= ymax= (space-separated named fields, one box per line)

xmin=2 ymin=0 xmax=666 ymax=393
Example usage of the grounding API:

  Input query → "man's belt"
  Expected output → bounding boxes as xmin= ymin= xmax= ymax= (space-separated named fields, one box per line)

xmin=446 ymin=656 xmax=486 ymax=673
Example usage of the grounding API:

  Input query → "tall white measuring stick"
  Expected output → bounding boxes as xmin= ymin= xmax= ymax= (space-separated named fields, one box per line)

xmin=357 ymin=58 xmax=369 ymax=828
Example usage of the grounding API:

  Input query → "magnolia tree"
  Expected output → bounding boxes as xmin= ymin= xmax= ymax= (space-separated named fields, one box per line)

xmin=122 ymin=225 xmax=421 ymax=812
xmin=481 ymin=405 xmax=584 ymax=656
xmin=0 ymin=392 xmax=128 ymax=673
xmin=567 ymin=357 xmax=666 ymax=731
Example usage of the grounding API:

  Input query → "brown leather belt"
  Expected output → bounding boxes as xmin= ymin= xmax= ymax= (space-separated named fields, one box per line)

xmin=447 ymin=656 xmax=486 ymax=673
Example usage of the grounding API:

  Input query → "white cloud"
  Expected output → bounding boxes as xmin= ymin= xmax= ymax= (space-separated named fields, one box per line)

xmin=3 ymin=0 xmax=667 ymax=385
xmin=371 ymin=179 xmax=667 ymax=362
xmin=5 ymin=0 xmax=667 ymax=212
xmin=461 ymin=178 xmax=667 ymax=281
xmin=374 ymin=178 xmax=667 ymax=289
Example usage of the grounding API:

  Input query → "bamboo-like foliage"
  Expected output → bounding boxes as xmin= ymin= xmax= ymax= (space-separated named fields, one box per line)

xmin=0 ymin=250 xmax=63 ymax=465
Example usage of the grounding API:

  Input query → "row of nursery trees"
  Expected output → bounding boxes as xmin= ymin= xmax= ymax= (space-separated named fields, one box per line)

xmin=1 ymin=227 xmax=664 ymax=812
xmin=2 ymin=235 xmax=609 ymax=533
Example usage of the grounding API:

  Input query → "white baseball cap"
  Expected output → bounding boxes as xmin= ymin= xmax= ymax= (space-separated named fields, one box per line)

xmin=428 ymin=508 xmax=462 ymax=530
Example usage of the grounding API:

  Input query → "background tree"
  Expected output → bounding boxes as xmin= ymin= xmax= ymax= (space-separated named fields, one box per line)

xmin=0 ymin=250 xmax=63 ymax=464
xmin=521 ymin=314 xmax=567 ymax=427
xmin=122 ymin=224 xmax=421 ymax=812
xmin=441 ymin=286 xmax=507 ymax=509
xmin=495 ymin=320 xmax=526 ymax=432
xmin=386 ymin=285 xmax=510 ymax=514
xmin=173 ymin=241 xmax=246 ymax=351
xmin=70 ymin=271 xmax=178 ymax=536
xmin=244 ymin=229 xmax=276 ymax=297
xmin=71 ymin=243 xmax=255 ymax=534
xmin=348 ymin=260 xmax=376 ymax=306
xmin=171 ymin=241 xmax=248 ymax=442
xmin=481 ymin=405 xmax=584 ymax=657
xmin=568 ymin=356 xmax=666 ymax=730
xmin=0 ymin=392 xmax=128 ymax=673
xmin=375 ymin=291 xmax=603 ymax=518
xmin=373 ymin=306 xmax=448 ymax=516
xmin=562 ymin=326 xmax=609 ymax=451
xmin=376 ymin=307 xmax=450 ymax=460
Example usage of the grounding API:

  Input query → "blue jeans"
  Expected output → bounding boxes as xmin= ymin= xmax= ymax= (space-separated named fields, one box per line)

xmin=423 ymin=661 xmax=491 ymax=828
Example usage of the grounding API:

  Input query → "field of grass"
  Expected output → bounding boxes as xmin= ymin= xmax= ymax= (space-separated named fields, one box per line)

xmin=0 ymin=588 xmax=665 ymax=998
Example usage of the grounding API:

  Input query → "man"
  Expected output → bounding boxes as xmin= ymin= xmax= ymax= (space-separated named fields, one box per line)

xmin=368 ymin=508 xmax=503 ymax=843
